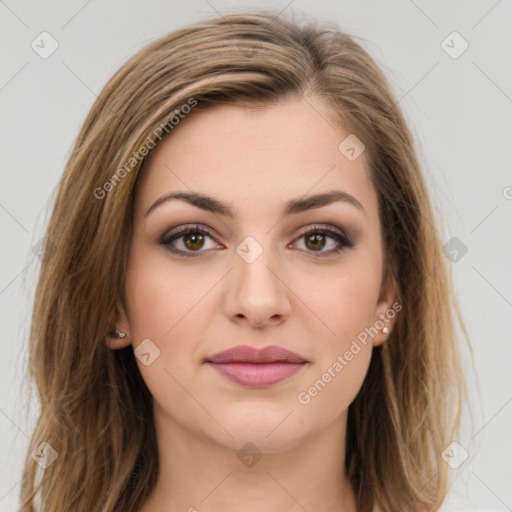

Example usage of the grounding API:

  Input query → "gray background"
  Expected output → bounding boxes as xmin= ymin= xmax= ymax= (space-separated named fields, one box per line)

xmin=1 ymin=0 xmax=511 ymax=510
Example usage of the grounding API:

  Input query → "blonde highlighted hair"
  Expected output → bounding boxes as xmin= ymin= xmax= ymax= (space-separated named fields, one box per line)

xmin=20 ymin=10 xmax=472 ymax=512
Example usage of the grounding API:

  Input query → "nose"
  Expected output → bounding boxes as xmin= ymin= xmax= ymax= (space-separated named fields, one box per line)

xmin=223 ymin=241 xmax=292 ymax=328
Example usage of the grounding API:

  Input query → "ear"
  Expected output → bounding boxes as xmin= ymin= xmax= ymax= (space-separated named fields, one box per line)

xmin=372 ymin=268 xmax=400 ymax=347
xmin=105 ymin=303 xmax=132 ymax=350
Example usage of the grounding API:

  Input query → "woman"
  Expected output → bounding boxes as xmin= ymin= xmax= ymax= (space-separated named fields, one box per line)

xmin=19 ymin=9 xmax=471 ymax=512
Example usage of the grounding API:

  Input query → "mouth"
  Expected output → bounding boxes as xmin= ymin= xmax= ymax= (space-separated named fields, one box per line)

xmin=205 ymin=344 xmax=308 ymax=387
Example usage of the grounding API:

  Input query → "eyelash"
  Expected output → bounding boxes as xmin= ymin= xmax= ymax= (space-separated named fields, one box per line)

xmin=159 ymin=223 xmax=353 ymax=259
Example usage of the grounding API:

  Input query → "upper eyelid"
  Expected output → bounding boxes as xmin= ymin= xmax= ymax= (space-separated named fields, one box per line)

xmin=163 ymin=222 xmax=345 ymax=236
xmin=161 ymin=223 xmax=349 ymax=246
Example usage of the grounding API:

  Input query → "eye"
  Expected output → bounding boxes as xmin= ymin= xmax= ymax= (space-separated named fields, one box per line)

xmin=159 ymin=224 xmax=219 ymax=258
xmin=291 ymin=224 xmax=353 ymax=258
xmin=159 ymin=223 xmax=353 ymax=259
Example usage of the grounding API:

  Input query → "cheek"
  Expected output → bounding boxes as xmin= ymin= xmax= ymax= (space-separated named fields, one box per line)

xmin=299 ymin=265 xmax=381 ymax=350
xmin=123 ymin=254 xmax=209 ymax=412
xmin=294 ymin=262 xmax=380 ymax=402
xmin=296 ymin=271 xmax=378 ymax=415
xmin=124 ymin=246 xmax=210 ymax=341
xmin=123 ymin=248 xmax=217 ymax=396
xmin=296 ymin=346 xmax=372 ymax=428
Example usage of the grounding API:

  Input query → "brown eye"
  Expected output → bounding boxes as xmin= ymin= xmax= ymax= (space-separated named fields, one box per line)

xmin=304 ymin=232 xmax=327 ymax=251
xmin=160 ymin=225 xmax=219 ymax=258
xmin=183 ymin=232 xmax=206 ymax=251
xmin=294 ymin=225 xmax=353 ymax=257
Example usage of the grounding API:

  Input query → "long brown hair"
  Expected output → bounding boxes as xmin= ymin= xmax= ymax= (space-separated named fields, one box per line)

xmin=19 ymin=10 xmax=472 ymax=511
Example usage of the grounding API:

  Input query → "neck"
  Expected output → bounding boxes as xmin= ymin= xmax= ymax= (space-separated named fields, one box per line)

xmin=139 ymin=403 xmax=358 ymax=512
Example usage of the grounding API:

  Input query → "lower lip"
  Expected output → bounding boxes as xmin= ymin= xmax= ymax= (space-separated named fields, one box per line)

xmin=207 ymin=362 xmax=306 ymax=387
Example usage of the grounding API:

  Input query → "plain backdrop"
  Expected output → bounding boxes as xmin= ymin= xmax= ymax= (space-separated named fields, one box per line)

xmin=1 ymin=0 xmax=511 ymax=510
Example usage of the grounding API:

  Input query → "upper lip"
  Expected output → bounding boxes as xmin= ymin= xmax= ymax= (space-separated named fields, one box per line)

xmin=206 ymin=345 xmax=307 ymax=364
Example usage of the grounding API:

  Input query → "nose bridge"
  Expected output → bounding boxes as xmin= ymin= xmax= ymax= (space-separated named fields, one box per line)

xmin=226 ymin=234 xmax=291 ymax=325
xmin=235 ymin=234 xmax=280 ymax=294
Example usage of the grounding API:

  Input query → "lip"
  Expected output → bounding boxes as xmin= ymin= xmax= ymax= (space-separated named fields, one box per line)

xmin=206 ymin=344 xmax=307 ymax=364
xmin=205 ymin=345 xmax=307 ymax=388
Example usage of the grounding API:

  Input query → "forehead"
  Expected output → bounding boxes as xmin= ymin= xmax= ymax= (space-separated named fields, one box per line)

xmin=134 ymin=97 xmax=378 ymax=222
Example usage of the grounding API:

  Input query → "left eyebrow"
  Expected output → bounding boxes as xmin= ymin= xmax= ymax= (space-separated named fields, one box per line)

xmin=145 ymin=189 xmax=365 ymax=218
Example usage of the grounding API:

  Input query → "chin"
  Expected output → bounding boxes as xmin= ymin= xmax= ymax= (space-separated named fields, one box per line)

xmin=207 ymin=408 xmax=312 ymax=454
xmin=213 ymin=427 xmax=306 ymax=456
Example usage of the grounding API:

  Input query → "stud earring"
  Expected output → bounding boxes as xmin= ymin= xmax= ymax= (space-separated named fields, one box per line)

xmin=382 ymin=327 xmax=390 ymax=334
xmin=115 ymin=329 xmax=126 ymax=338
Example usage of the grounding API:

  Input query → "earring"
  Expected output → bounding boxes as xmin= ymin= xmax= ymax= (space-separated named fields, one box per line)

xmin=115 ymin=329 xmax=126 ymax=338
xmin=382 ymin=327 xmax=390 ymax=334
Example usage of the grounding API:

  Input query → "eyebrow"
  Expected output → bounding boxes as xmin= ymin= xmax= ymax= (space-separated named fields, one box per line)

xmin=145 ymin=189 xmax=365 ymax=218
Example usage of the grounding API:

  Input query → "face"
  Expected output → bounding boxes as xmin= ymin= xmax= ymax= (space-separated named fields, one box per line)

xmin=109 ymin=96 xmax=397 ymax=454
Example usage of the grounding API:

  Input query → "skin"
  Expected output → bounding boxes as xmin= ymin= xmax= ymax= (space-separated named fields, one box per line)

xmin=107 ymin=96 xmax=397 ymax=512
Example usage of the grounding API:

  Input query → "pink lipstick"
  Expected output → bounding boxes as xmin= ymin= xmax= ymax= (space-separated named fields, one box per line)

xmin=205 ymin=344 xmax=307 ymax=387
